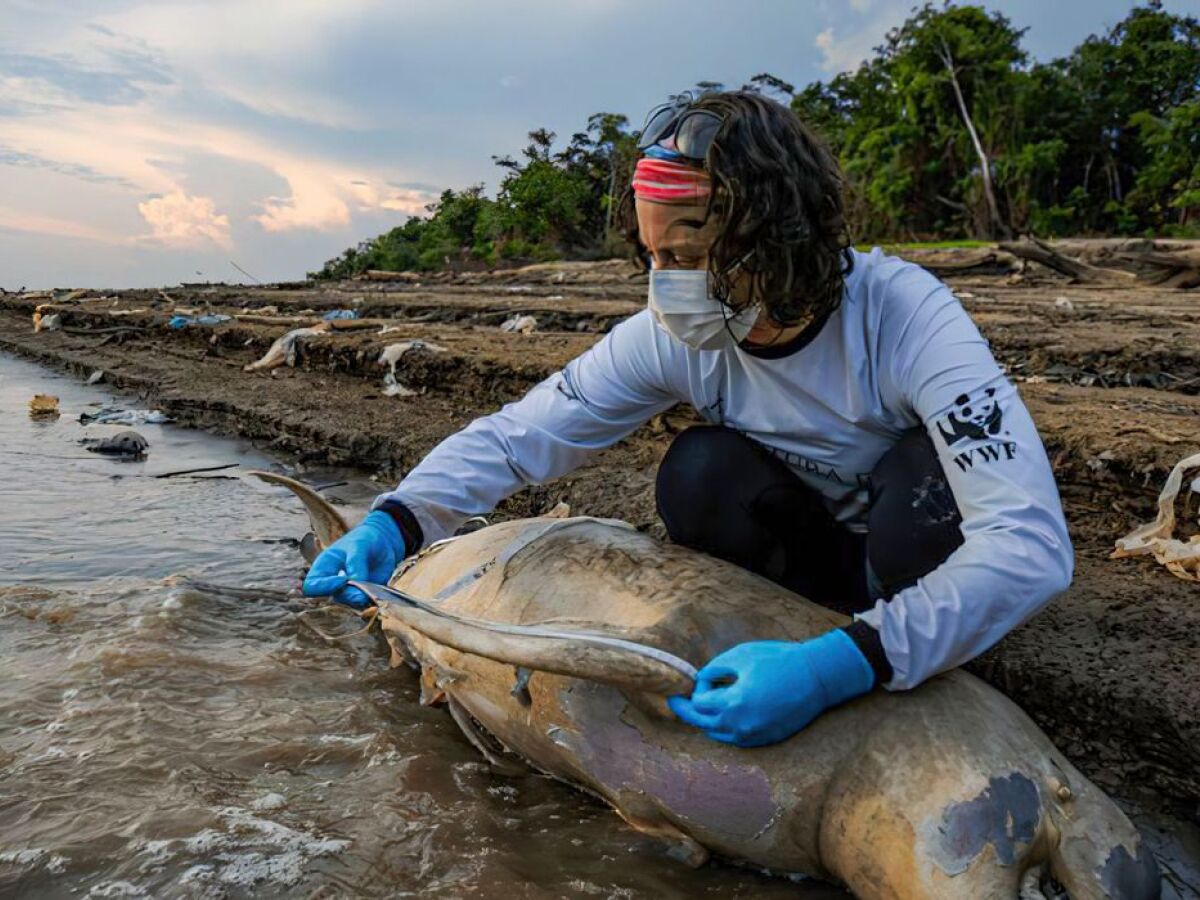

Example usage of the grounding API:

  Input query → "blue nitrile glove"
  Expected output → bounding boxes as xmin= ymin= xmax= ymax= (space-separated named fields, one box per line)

xmin=668 ymin=630 xmax=875 ymax=748
xmin=302 ymin=511 xmax=406 ymax=609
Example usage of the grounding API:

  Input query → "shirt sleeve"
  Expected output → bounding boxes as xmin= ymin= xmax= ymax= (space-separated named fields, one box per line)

xmin=857 ymin=269 xmax=1074 ymax=690
xmin=372 ymin=310 xmax=680 ymax=545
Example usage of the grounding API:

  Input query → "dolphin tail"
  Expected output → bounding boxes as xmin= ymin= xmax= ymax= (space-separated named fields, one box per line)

xmin=247 ymin=470 xmax=351 ymax=554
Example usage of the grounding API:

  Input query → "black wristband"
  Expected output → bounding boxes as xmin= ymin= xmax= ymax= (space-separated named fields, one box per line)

xmin=842 ymin=619 xmax=893 ymax=687
xmin=376 ymin=499 xmax=425 ymax=555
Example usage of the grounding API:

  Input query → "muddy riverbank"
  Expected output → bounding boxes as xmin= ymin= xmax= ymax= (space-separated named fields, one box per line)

xmin=2 ymin=256 xmax=1199 ymax=892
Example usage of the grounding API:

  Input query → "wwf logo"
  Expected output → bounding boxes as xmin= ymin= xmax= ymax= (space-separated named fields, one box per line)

xmin=937 ymin=388 xmax=1004 ymax=446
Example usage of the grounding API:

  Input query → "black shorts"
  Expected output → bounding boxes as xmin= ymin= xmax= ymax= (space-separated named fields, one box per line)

xmin=656 ymin=425 xmax=964 ymax=678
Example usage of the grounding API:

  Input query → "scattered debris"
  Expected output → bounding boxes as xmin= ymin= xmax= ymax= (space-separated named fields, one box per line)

xmin=1115 ymin=425 xmax=1184 ymax=444
xmin=29 ymin=394 xmax=60 ymax=419
xmin=544 ymin=501 xmax=571 ymax=518
xmin=382 ymin=379 xmax=418 ymax=398
xmin=1087 ymin=450 xmax=1117 ymax=473
xmin=322 ymin=309 xmax=358 ymax=321
xmin=230 ymin=260 xmax=262 ymax=284
xmin=901 ymin=247 xmax=1018 ymax=278
xmin=1053 ymin=297 xmax=1075 ymax=311
xmin=81 ymin=429 xmax=148 ymax=460
xmin=243 ymin=323 xmax=331 ymax=372
xmin=378 ymin=340 xmax=448 ymax=397
xmin=326 ymin=318 xmax=383 ymax=332
xmin=361 ymin=269 xmax=421 ymax=283
xmin=1112 ymin=451 xmax=1200 ymax=582
xmin=86 ymin=370 xmax=105 ymax=385
xmin=500 ymin=314 xmax=538 ymax=334
xmin=168 ymin=313 xmax=231 ymax=329
xmin=32 ymin=307 xmax=61 ymax=332
xmin=505 ymin=285 xmax=533 ymax=293
xmin=234 ymin=314 xmax=317 ymax=326
xmin=79 ymin=408 xmax=173 ymax=426
xmin=155 ymin=462 xmax=239 ymax=478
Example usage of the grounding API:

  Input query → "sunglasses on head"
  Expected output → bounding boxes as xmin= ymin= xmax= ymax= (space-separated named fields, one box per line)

xmin=637 ymin=98 xmax=723 ymax=163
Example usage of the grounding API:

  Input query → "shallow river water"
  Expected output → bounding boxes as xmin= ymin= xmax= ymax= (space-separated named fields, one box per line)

xmin=1 ymin=352 xmax=855 ymax=899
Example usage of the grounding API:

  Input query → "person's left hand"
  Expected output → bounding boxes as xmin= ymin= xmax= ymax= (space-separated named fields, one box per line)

xmin=668 ymin=630 xmax=875 ymax=748
xmin=302 ymin=510 xmax=406 ymax=610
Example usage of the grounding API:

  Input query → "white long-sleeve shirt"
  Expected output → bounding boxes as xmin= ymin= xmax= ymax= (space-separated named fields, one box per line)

xmin=374 ymin=247 xmax=1073 ymax=689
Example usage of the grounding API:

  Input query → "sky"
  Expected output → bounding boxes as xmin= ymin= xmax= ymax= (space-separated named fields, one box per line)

xmin=1 ymin=0 xmax=1197 ymax=289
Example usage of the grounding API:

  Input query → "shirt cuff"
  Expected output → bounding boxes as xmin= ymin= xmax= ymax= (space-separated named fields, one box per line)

xmin=842 ymin=619 xmax=893 ymax=687
xmin=375 ymin=499 xmax=425 ymax=555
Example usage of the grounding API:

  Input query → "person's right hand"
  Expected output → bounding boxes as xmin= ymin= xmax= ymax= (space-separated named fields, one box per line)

xmin=302 ymin=511 xmax=406 ymax=609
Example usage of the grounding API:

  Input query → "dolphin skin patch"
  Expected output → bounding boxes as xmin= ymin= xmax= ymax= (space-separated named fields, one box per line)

xmin=924 ymin=772 xmax=1040 ymax=876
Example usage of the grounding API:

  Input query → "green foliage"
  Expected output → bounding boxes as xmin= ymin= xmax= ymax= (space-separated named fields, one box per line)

xmin=1128 ymin=98 xmax=1200 ymax=230
xmin=312 ymin=3 xmax=1200 ymax=278
xmin=311 ymin=115 xmax=639 ymax=278
xmin=792 ymin=2 xmax=1200 ymax=240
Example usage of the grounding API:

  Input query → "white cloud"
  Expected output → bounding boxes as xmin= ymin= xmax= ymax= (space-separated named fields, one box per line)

xmin=346 ymin=180 xmax=434 ymax=215
xmin=138 ymin=190 xmax=231 ymax=248
xmin=815 ymin=27 xmax=836 ymax=59
xmin=813 ymin=8 xmax=906 ymax=74
xmin=0 ymin=70 xmax=435 ymax=241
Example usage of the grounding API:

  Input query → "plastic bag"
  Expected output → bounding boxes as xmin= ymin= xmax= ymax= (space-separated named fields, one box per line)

xmin=1111 ymin=451 xmax=1200 ymax=582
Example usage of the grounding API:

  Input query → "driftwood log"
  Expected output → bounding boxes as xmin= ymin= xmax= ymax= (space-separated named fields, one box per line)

xmin=1000 ymin=237 xmax=1200 ymax=288
xmin=999 ymin=238 xmax=1138 ymax=285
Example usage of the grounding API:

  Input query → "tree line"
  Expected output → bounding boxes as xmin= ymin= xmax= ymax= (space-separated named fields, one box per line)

xmin=312 ymin=2 xmax=1200 ymax=279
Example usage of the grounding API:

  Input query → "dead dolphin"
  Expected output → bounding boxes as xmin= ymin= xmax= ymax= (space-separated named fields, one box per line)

xmin=81 ymin=429 xmax=148 ymax=459
xmin=252 ymin=470 xmax=1159 ymax=899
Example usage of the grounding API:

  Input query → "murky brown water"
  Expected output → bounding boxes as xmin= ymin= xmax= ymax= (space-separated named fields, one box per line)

xmin=0 ymin=353 xmax=852 ymax=899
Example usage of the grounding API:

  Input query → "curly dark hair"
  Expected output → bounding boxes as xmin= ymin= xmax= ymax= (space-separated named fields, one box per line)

xmin=619 ymin=91 xmax=854 ymax=328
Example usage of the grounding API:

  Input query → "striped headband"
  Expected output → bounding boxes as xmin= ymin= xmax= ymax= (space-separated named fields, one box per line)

xmin=632 ymin=157 xmax=711 ymax=204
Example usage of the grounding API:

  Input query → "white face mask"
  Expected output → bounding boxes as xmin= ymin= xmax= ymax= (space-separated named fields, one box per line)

xmin=647 ymin=268 xmax=761 ymax=351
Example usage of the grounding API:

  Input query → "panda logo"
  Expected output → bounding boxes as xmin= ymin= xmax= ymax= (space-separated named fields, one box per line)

xmin=937 ymin=388 xmax=1004 ymax=446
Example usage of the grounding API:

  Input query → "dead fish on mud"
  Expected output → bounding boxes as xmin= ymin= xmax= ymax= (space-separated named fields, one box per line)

xmin=253 ymin=470 xmax=1159 ymax=900
xmin=243 ymin=322 xmax=331 ymax=372
xmin=81 ymin=429 xmax=148 ymax=459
